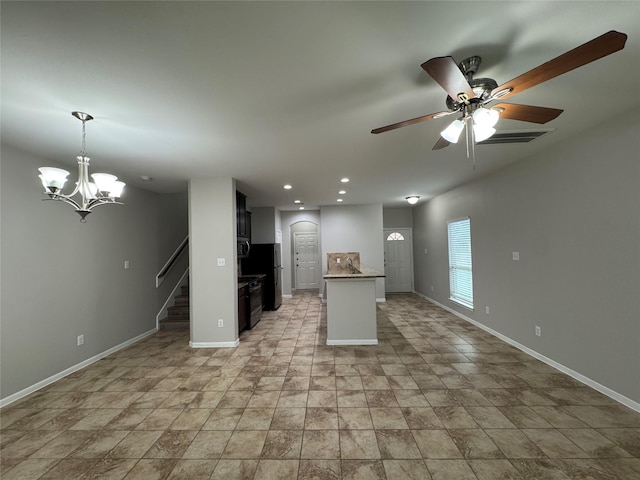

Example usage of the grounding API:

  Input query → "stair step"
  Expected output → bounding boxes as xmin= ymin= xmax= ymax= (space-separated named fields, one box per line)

xmin=159 ymin=317 xmax=189 ymax=331
xmin=174 ymin=295 xmax=189 ymax=306
xmin=161 ymin=281 xmax=190 ymax=330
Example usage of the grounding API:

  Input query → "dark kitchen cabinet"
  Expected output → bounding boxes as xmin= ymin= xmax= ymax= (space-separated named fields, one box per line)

xmin=238 ymin=284 xmax=249 ymax=333
xmin=236 ymin=191 xmax=250 ymax=240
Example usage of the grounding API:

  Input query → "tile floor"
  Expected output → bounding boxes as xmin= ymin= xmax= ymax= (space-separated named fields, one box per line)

xmin=1 ymin=291 xmax=640 ymax=479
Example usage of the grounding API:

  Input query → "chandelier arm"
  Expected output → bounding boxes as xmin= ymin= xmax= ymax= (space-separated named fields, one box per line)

xmin=43 ymin=194 xmax=82 ymax=210
xmin=85 ymin=199 xmax=123 ymax=210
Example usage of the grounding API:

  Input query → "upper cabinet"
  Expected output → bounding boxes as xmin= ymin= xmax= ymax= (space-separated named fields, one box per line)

xmin=236 ymin=190 xmax=251 ymax=240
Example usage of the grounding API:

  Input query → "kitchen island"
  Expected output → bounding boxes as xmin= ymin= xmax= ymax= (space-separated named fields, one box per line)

xmin=323 ymin=265 xmax=385 ymax=345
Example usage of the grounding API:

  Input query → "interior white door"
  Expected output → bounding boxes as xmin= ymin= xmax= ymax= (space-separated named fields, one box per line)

xmin=384 ymin=228 xmax=413 ymax=293
xmin=294 ymin=232 xmax=319 ymax=290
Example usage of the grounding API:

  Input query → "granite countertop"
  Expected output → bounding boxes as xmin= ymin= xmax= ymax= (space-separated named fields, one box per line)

xmin=323 ymin=265 xmax=385 ymax=279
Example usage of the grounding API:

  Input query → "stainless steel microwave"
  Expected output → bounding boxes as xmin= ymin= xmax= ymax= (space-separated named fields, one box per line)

xmin=238 ymin=239 xmax=250 ymax=258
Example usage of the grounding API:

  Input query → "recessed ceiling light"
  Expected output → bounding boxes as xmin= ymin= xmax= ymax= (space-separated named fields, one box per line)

xmin=338 ymin=190 xmax=346 ymax=195
xmin=140 ymin=176 xmax=153 ymax=181
xmin=337 ymin=198 xmax=343 ymax=203
xmin=294 ymin=200 xmax=301 ymax=204
xmin=340 ymin=177 xmax=350 ymax=183
xmin=283 ymin=184 xmax=293 ymax=190
xmin=299 ymin=206 xmax=305 ymax=210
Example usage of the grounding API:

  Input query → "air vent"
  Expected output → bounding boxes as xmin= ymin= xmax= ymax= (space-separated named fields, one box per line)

xmin=478 ymin=129 xmax=553 ymax=145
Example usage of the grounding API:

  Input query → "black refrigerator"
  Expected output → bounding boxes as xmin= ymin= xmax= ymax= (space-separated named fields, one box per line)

xmin=242 ymin=243 xmax=282 ymax=310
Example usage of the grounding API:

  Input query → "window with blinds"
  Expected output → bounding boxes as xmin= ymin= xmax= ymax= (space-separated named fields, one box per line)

xmin=447 ymin=218 xmax=473 ymax=309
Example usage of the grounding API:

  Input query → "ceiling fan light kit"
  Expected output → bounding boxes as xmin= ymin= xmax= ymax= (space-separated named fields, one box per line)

xmin=38 ymin=111 xmax=125 ymax=222
xmin=372 ymin=30 xmax=627 ymax=158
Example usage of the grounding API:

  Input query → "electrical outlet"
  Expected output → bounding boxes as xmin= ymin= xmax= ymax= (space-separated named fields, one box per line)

xmin=485 ymin=306 xmax=490 ymax=315
xmin=512 ymin=252 xmax=520 ymax=261
xmin=430 ymin=285 xmax=434 ymax=292
xmin=535 ymin=326 xmax=541 ymax=337
xmin=217 ymin=258 xmax=225 ymax=267
xmin=124 ymin=260 xmax=130 ymax=269
xmin=218 ymin=319 xmax=224 ymax=328
xmin=77 ymin=334 xmax=84 ymax=346
xmin=424 ymin=248 xmax=428 ymax=254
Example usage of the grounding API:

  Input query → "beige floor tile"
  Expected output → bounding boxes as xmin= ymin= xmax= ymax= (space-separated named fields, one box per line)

xmin=375 ymin=429 xmax=422 ymax=459
xmin=341 ymin=459 xmax=386 ymax=480
xmin=38 ymin=458 xmax=99 ymax=479
xmin=522 ymin=429 xmax=589 ymax=458
xmin=260 ymin=430 xmax=303 ymax=459
xmin=0 ymin=458 xmax=60 ymax=480
xmin=339 ymin=430 xmax=381 ymax=459
xmin=201 ymin=408 xmax=244 ymax=430
xmin=468 ymin=459 xmax=525 ymax=480
xmin=235 ymin=408 xmax=275 ymax=430
xmin=210 ymin=459 xmax=259 ymax=479
xmin=106 ymin=430 xmax=163 ymax=459
xmin=412 ymin=430 xmax=463 ymax=459
xmin=338 ymin=408 xmax=374 ymax=430
xmin=270 ymin=407 xmax=306 ymax=430
xmin=222 ymin=430 xmax=268 ymax=459
xmin=181 ymin=430 xmax=232 ymax=459
xmin=425 ymin=459 xmax=477 ymax=480
xmin=305 ymin=407 xmax=339 ymax=429
xmin=298 ymin=459 xmax=340 ymax=479
xmin=143 ymin=430 xmax=198 ymax=458
xmin=301 ymin=430 xmax=340 ymax=459
xmin=253 ymin=459 xmax=299 ymax=480
xmin=382 ymin=459 xmax=432 ymax=480
xmin=448 ymin=429 xmax=504 ymax=459
xmin=122 ymin=458 xmax=177 ymax=480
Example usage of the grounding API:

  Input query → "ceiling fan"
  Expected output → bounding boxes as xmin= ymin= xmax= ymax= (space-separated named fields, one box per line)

xmin=371 ymin=31 xmax=627 ymax=152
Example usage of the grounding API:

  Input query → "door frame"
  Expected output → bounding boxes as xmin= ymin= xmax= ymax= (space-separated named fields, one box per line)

xmin=383 ymin=227 xmax=415 ymax=293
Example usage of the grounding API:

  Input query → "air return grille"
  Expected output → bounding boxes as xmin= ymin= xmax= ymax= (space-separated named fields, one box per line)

xmin=478 ymin=129 xmax=553 ymax=145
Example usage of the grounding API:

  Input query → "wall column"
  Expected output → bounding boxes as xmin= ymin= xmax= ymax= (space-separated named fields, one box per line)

xmin=188 ymin=177 xmax=238 ymax=347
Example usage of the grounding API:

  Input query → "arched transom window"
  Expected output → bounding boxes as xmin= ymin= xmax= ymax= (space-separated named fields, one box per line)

xmin=386 ymin=232 xmax=405 ymax=241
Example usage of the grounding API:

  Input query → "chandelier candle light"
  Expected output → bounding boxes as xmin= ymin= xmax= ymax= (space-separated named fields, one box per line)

xmin=38 ymin=112 xmax=125 ymax=222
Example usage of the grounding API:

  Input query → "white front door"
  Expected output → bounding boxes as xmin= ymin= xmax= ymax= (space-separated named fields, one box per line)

xmin=384 ymin=228 xmax=414 ymax=293
xmin=294 ymin=232 xmax=319 ymax=290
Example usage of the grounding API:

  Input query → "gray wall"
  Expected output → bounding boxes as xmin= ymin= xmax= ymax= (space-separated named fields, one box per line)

xmin=320 ymin=204 xmax=385 ymax=299
xmin=251 ymin=206 xmax=277 ymax=244
xmin=412 ymin=108 xmax=640 ymax=404
xmin=383 ymin=207 xmax=414 ymax=228
xmin=0 ymin=144 xmax=185 ymax=401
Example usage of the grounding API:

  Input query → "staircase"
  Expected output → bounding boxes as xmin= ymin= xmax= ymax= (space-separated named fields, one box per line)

xmin=159 ymin=283 xmax=190 ymax=330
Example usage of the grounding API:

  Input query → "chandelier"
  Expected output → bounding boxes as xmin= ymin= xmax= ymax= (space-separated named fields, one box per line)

xmin=38 ymin=112 xmax=125 ymax=222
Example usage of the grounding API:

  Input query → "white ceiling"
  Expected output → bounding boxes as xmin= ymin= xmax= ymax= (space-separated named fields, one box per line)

xmin=2 ymin=1 xmax=638 ymax=210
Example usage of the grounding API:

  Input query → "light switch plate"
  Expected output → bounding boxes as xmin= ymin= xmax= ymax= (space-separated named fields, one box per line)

xmin=512 ymin=252 xmax=520 ymax=261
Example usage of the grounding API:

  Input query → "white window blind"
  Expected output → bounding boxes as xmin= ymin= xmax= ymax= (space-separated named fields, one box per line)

xmin=447 ymin=218 xmax=473 ymax=309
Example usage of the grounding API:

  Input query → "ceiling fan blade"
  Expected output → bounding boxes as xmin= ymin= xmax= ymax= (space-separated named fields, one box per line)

xmin=371 ymin=111 xmax=452 ymax=134
xmin=432 ymin=136 xmax=451 ymax=150
xmin=493 ymin=103 xmax=563 ymax=124
xmin=491 ymin=30 xmax=627 ymax=100
xmin=422 ymin=56 xmax=476 ymax=102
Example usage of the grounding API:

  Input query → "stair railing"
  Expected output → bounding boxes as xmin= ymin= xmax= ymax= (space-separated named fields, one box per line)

xmin=156 ymin=235 xmax=189 ymax=288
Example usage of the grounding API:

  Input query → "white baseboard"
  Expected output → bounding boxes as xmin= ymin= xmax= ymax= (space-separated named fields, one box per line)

xmin=415 ymin=292 xmax=640 ymax=414
xmin=327 ymin=339 xmax=378 ymax=346
xmin=376 ymin=297 xmax=386 ymax=303
xmin=0 ymin=328 xmax=157 ymax=409
xmin=189 ymin=340 xmax=239 ymax=348
xmin=282 ymin=294 xmax=293 ymax=299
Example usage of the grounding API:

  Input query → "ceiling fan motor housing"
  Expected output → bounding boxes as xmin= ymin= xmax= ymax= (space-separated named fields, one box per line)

xmin=446 ymin=56 xmax=498 ymax=111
